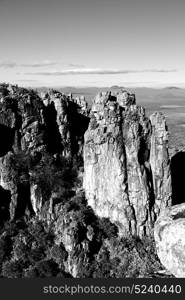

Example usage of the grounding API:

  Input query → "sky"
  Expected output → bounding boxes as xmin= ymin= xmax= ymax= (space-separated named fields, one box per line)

xmin=0 ymin=0 xmax=185 ymax=87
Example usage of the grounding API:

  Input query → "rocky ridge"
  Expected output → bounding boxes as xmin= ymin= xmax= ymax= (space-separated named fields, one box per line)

xmin=0 ymin=83 xmax=175 ymax=278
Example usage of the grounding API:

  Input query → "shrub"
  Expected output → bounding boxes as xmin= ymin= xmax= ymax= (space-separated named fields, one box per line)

xmin=97 ymin=218 xmax=118 ymax=239
xmin=2 ymin=260 xmax=24 ymax=278
xmin=49 ymin=244 xmax=68 ymax=265
xmin=34 ymin=260 xmax=60 ymax=277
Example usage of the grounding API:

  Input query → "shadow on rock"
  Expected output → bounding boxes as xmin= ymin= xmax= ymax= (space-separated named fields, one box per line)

xmin=0 ymin=186 xmax=11 ymax=223
xmin=0 ymin=124 xmax=14 ymax=157
xmin=171 ymin=151 xmax=185 ymax=205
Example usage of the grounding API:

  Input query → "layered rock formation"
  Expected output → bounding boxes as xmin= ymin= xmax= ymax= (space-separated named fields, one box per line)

xmin=83 ymin=90 xmax=172 ymax=237
xmin=154 ymin=203 xmax=185 ymax=277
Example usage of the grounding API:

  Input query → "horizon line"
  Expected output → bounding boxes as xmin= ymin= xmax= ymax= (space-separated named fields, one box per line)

xmin=1 ymin=81 xmax=185 ymax=90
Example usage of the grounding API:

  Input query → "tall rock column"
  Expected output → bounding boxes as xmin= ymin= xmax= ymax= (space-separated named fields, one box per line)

xmin=83 ymin=92 xmax=132 ymax=236
xmin=149 ymin=112 xmax=172 ymax=216
xmin=122 ymin=105 xmax=154 ymax=237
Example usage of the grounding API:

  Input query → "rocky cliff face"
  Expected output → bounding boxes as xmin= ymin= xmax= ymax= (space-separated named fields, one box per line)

xmin=83 ymin=90 xmax=172 ymax=237
xmin=0 ymin=85 xmax=46 ymax=219
xmin=0 ymin=84 xmax=89 ymax=221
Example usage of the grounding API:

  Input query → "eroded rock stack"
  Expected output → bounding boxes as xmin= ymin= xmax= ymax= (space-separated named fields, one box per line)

xmin=83 ymin=90 xmax=172 ymax=237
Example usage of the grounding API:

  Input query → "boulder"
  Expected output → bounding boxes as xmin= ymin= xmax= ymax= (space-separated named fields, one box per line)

xmin=154 ymin=203 xmax=185 ymax=277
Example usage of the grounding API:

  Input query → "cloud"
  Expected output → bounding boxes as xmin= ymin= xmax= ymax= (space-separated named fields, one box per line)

xmin=0 ymin=61 xmax=17 ymax=68
xmin=25 ymin=68 xmax=178 ymax=76
xmin=68 ymin=63 xmax=86 ymax=68
xmin=21 ymin=61 xmax=57 ymax=68
xmin=15 ymin=79 xmax=39 ymax=82
xmin=0 ymin=60 xmax=58 ymax=68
